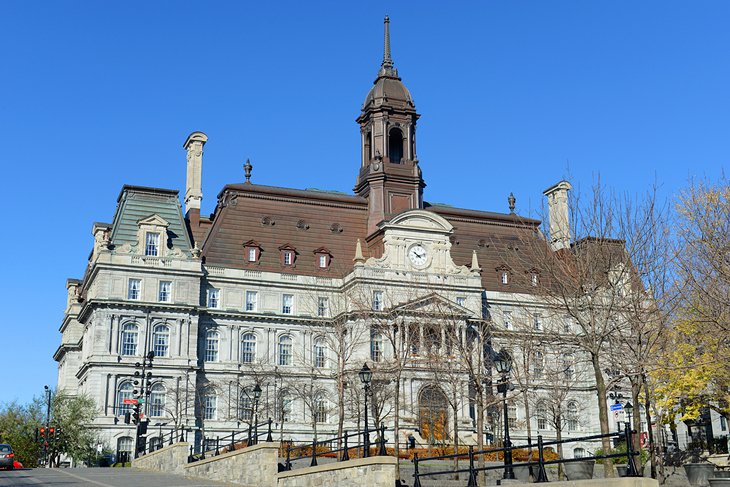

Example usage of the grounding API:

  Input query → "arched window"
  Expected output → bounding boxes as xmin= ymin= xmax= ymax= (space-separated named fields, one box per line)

xmin=278 ymin=335 xmax=292 ymax=366
xmin=120 ymin=323 xmax=139 ymax=356
xmin=567 ymin=401 xmax=579 ymax=431
xmin=204 ymin=330 xmax=219 ymax=362
xmin=507 ymin=401 xmax=518 ymax=428
xmin=388 ymin=127 xmax=404 ymax=163
xmin=149 ymin=383 xmax=166 ymax=417
xmin=241 ymin=333 xmax=257 ymax=364
xmin=419 ymin=386 xmax=449 ymax=443
xmin=117 ymin=381 xmax=134 ymax=414
xmin=152 ymin=324 xmax=170 ymax=358
xmin=149 ymin=436 xmax=163 ymax=452
xmin=562 ymin=353 xmax=575 ymax=380
xmin=574 ymin=447 xmax=586 ymax=458
xmin=277 ymin=390 xmax=292 ymax=422
xmin=203 ymin=390 xmax=217 ymax=420
xmin=313 ymin=393 xmax=327 ymax=423
xmin=313 ymin=338 xmax=326 ymax=368
xmin=533 ymin=351 xmax=544 ymax=379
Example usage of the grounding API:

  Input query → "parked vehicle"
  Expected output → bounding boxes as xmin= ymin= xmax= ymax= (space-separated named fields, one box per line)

xmin=0 ymin=444 xmax=15 ymax=470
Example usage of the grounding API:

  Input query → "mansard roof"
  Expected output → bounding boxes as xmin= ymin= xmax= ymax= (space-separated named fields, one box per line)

xmin=109 ymin=185 xmax=193 ymax=256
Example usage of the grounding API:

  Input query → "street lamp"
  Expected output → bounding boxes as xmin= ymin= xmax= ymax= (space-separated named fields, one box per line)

xmin=253 ymin=384 xmax=262 ymax=444
xmin=359 ymin=363 xmax=373 ymax=458
xmin=623 ymin=401 xmax=633 ymax=430
xmin=494 ymin=349 xmax=515 ymax=480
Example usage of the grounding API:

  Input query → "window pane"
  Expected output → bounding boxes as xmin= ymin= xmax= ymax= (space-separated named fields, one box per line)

xmin=145 ymin=232 xmax=160 ymax=256
xmin=149 ymin=384 xmax=165 ymax=417
xmin=128 ymin=279 xmax=141 ymax=300
xmin=372 ymin=291 xmax=383 ymax=311
xmin=117 ymin=382 xmax=134 ymax=414
xmin=314 ymin=340 xmax=326 ymax=368
xmin=158 ymin=281 xmax=171 ymax=302
xmin=317 ymin=297 xmax=328 ymax=317
xmin=245 ymin=291 xmax=257 ymax=311
xmin=205 ymin=331 xmax=219 ymax=362
xmin=203 ymin=394 xmax=217 ymax=420
xmin=208 ymin=289 xmax=219 ymax=308
xmin=282 ymin=294 xmax=293 ymax=314
xmin=371 ymin=333 xmax=383 ymax=362
xmin=278 ymin=336 xmax=292 ymax=366
xmin=241 ymin=333 xmax=256 ymax=363
xmin=121 ymin=324 xmax=138 ymax=356
xmin=248 ymin=248 xmax=256 ymax=262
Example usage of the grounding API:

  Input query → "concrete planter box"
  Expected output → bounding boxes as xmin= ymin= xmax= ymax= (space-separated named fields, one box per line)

xmin=564 ymin=460 xmax=595 ymax=480
xmin=709 ymin=479 xmax=730 ymax=487
xmin=513 ymin=465 xmax=533 ymax=482
xmin=616 ymin=465 xmax=628 ymax=477
xmin=685 ymin=463 xmax=716 ymax=487
xmin=714 ymin=472 xmax=730 ymax=479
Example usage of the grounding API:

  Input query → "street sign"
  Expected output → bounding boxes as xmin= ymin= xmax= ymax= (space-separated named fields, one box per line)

xmin=610 ymin=403 xmax=623 ymax=411
xmin=122 ymin=399 xmax=138 ymax=405
xmin=138 ymin=398 xmax=145 ymax=404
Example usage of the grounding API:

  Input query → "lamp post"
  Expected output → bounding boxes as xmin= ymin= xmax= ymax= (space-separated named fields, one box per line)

xmin=359 ymin=363 xmax=373 ymax=458
xmin=43 ymin=385 xmax=51 ymax=467
xmin=494 ymin=349 xmax=515 ymax=480
xmin=253 ymin=384 xmax=262 ymax=444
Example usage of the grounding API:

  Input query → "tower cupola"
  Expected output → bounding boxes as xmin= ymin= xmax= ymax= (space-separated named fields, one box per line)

xmin=355 ymin=16 xmax=425 ymax=235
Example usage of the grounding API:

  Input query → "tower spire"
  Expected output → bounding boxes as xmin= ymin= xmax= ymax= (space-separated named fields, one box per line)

xmin=382 ymin=15 xmax=393 ymax=68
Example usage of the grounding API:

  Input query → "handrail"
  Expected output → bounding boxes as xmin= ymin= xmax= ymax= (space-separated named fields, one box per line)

xmin=412 ymin=424 xmax=641 ymax=487
xmin=187 ymin=418 xmax=274 ymax=463
xmin=284 ymin=422 xmax=389 ymax=470
xmin=138 ymin=426 xmax=187 ymax=456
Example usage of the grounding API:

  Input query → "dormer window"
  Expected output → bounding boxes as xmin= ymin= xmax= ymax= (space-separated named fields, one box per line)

xmin=496 ymin=266 xmax=511 ymax=285
xmin=136 ymin=214 xmax=170 ymax=258
xmin=314 ymin=247 xmax=332 ymax=270
xmin=145 ymin=232 xmax=160 ymax=256
xmin=243 ymin=240 xmax=262 ymax=264
xmin=278 ymin=244 xmax=297 ymax=267
xmin=531 ymin=273 xmax=539 ymax=286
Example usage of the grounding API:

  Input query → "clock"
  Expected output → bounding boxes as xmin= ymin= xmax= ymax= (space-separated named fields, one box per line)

xmin=408 ymin=244 xmax=428 ymax=267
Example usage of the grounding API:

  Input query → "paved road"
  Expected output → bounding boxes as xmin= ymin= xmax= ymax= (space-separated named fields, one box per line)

xmin=0 ymin=468 xmax=238 ymax=486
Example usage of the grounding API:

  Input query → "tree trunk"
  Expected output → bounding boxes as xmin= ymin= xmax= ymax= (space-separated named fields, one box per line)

xmin=591 ymin=352 xmax=615 ymax=477
xmin=476 ymin=385 xmax=486 ymax=485
xmin=394 ymin=369 xmax=402 ymax=480
xmin=643 ymin=379 xmax=656 ymax=479
xmin=556 ymin=425 xmax=564 ymax=480
xmin=631 ymin=378 xmax=643 ymax=472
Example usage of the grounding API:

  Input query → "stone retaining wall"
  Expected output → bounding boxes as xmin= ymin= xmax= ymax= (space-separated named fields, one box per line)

xmin=276 ymin=456 xmax=398 ymax=487
xmin=132 ymin=442 xmax=190 ymax=475
xmin=184 ymin=442 xmax=279 ymax=487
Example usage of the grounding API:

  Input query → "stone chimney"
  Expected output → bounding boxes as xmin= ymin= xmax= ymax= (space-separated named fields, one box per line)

xmin=183 ymin=132 xmax=208 ymax=215
xmin=543 ymin=180 xmax=572 ymax=251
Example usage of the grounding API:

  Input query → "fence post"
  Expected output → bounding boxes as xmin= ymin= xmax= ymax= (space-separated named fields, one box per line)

xmin=342 ymin=432 xmax=350 ymax=461
xmin=180 ymin=429 xmax=186 ymax=443
xmin=379 ymin=422 xmax=387 ymax=456
xmin=267 ymin=417 xmax=273 ymax=442
xmin=285 ymin=444 xmax=292 ymax=471
xmin=536 ymin=435 xmax=549 ymax=482
xmin=230 ymin=431 xmax=236 ymax=451
xmin=201 ymin=438 xmax=206 ymax=460
xmin=468 ymin=445 xmax=478 ymax=487
xmin=625 ymin=424 xmax=640 ymax=477
xmin=310 ymin=438 xmax=318 ymax=467
xmin=215 ymin=437 xmax=220 ymax=456
xmin=413 ymin=453 xmax=422 ymax=487
xmin=253 ymin=420 xmax=259 ymax=446
xmin=188 ymin=445 xmax=193 ymax=463
xmin=247 ymin=421 xmax=253 ymax=446
xmin=169 ymin=430 xmax=173 ymax=446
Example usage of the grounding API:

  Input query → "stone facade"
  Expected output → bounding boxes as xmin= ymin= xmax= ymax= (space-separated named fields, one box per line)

xmin=132 ymin=442 xmax=190 ymax=475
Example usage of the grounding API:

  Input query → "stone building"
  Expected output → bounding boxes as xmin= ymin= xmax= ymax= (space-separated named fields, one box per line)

xmin=55 ymin=17 xmax=618 ymax=460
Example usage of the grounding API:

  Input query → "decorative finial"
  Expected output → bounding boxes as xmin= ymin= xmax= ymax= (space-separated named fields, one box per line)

xmin=244 ymin=159 xmax=253 ymax=183
xmin=471 ymin=250 xmax=481 ymax=274
xmin=508 ymin=192 xmax=516 ymax=214
xmin=383 ymin=16 xmax=393 ymax=69
xmin=353 ymin=239 xmax=365 ymax=266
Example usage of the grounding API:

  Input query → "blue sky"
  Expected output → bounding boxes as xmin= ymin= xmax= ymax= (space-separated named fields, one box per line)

xmin=0 ymin=1 xmax=727 ymax=404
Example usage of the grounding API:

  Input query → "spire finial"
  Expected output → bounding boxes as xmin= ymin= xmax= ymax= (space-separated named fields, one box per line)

xmin=244 ymin=158 xmax=253 ymax=183
xmin=382 ymin=15 xmax=393 ymax=68
xmin=508 ymin=192 xmax=516 ymax=214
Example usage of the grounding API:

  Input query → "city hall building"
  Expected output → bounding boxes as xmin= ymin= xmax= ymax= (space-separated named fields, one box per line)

xmin=55 ymin=18 xmax=614 ymax=459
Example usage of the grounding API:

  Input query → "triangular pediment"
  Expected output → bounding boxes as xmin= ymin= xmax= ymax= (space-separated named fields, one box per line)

xmin=137 ymin=214 xmax=170 ymax=227
xmin=392 ymin=292 xmax=473 ymax=317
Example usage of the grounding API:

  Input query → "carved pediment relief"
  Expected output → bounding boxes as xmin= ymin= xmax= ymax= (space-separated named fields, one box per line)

xmin=392 ymin=292 xmax=473 ymax=317
xmin=137 ymin=214 xmax=170 ymax=227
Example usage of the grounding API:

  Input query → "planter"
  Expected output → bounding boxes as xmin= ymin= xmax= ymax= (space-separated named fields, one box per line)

xmin=714 ymin=472 xmax=730 ymax=479
xmin=513 ymin=465 xmax=533 ymax=482
xmin=685 ymin=463 xmax=716 ymax=487
xmin=616 ymin=465 xmax=628 ymax=477
xmin=708 ymin=479 xmax=730 ymax=487
xmin=565 ymin=460 xmax=595 ymax=480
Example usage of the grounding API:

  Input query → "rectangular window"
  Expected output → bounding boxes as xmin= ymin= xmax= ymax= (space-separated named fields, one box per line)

xmin=456 ymin=297 xmax=466 ymax=307
xmin=248 ymin=248 xmax=257 ymax=262
xmin=372 ymin=290 xmax=383 ymax=311
xmin=282 ymin=294 xmax=293 ymax=314
xmin=503 ymin=311 xmax=512 ymax=330
xmin=317 ymin=297 xmax=329 ymax=317
xmin=501 ymin=272 xmax=509 ymax=285
xmin=203 ymin=395 xmax=217 ymax=420
xmin=245 ymin=291 xmax=258 ymax=312
xmin=537 ymin=417 xmax=547 ymax=430
xmin=314 ymin=342 xmax=326 ymax=368
xmin=239 ymin=396 xmax=253 ymax=421
xmin=371 ymin=333 xmax=383 ymax=362
xmin=533 ymin=313 xmax=542 ymax=331
xmin=319 ymin=255 xmax=327 ymax=268
xmin=207 ymin=288 xmax=219 ymax=308
xmin=128 ymin=279 xmax=141 ymax=300
xmin=531 ymin=273 xmax=539 ymax=286
xmin=508 ymin=403 xmax=517 ymax=428
xmin=278 ymin=397 xmax=292 ymax=422
xmin=204 ymin=334 xmax=219 ymax=362
xmin=283 ymin=252 xmax=292 ymax=265
xmin=158 ymin=281 xmax=172 ymax=302
xmin=145 ymin=232 xmax=160 ymax=257
xmin=314 ymin=398 xmax=327 ymax=423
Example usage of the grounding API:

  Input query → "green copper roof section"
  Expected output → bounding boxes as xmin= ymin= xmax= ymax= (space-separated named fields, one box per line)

xmin=109 ymin=185 xmax=193 ymax=256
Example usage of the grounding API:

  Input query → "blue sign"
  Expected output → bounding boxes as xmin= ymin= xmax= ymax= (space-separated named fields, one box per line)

xmin=610 ymin=403 xmax=623 ymax=411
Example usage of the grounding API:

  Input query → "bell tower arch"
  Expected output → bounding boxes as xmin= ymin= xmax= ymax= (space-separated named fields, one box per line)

xmin=354 ymin=16 xmax=425 ymax=235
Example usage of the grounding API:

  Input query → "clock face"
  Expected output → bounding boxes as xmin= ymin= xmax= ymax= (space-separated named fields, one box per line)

xmin=408 ymin=244 xmax=428 ymax=266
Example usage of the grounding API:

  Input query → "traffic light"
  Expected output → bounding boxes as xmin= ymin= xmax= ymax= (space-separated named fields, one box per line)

xmin=124 ymin=412 xmax=131 ymax=424
xmin=39 ymin=427 xmax=46 ymax=440
xmin=132 ymin=405 xmax=140 ymax=424
xmin=55 ymin=427 xmax=62 ymax=441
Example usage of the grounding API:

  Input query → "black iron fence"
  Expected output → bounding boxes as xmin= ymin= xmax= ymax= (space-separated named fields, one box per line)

xmin=138 ymin=426 xmax=187 ymax=456
xmin=412 ymin=424 xmax=641 ymax=487
xmin=283 ymin=422 xmax=389 ymax=470
xmin=188 ymin=418 xmax=274 ymax=463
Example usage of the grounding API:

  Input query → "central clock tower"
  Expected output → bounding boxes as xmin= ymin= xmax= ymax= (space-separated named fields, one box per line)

xmin=354 ymin=16 xmax=425 ymax=235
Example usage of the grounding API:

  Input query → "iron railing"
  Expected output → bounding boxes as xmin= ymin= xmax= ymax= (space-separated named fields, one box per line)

xmin=188 ymin=418 xmax=274 ymax=463
xmin=283 ymin=422 xmax=389 ymax=470
xmin=412 ymin=424 xmax=641 ymax=487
